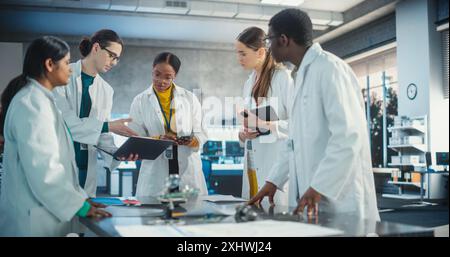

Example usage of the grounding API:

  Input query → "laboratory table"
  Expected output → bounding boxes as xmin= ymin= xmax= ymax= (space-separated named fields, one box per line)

xmin=80 ymin=198 xmax=433 ymax=237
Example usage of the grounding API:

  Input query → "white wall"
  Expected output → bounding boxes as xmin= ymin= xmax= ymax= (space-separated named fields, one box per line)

xmin=396 ymin=0 xmax=430 ymax=117
xmin=0 ymin=42 xmax=23 ymax=94
xmin=396 ymin=0 xmax=449 ymax=153
xmin=396 ymin=0 xmax=449 ymax=198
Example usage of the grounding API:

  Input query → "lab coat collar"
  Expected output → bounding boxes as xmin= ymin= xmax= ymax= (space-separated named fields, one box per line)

xmin=73 ymin=59 xmax=99 ymax=78
xmin=28 ymin=78 xmax=56 ymax=100
xmin=289 ymin=43 xmax=322 ymax=113
xmin=145 ymin=83 xmax=187 ymax=134
xmin=296 ymin=43 xmax=322 ymax=72
xmin=248 ymin=70 xmax=256 ymax=81
xmin=145 ymin=83 xmax=185 ymax=97
xmin=73 ymin=59 xmax=102 ymax=87
xmin=73 ymin=59 xmax=82 ymax=75
xmin=72 ymin=59 xmax=105 ymax=118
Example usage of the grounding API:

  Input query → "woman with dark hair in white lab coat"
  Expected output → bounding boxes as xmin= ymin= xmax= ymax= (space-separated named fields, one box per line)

xmin=235 ymin=27 xmax=294 ymax=206
xmin=128 ymin=52 xmax=208 ymax=197
xmin=0 ymin=36 xmax=111 ymax=236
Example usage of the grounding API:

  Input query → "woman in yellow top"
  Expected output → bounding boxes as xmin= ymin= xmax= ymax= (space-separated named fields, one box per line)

xmin=128 ymin=52 xmax=208 ymax=197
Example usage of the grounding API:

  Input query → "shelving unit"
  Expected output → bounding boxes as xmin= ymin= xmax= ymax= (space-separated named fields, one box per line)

xmin=388 ymin=144 xmax=427 ymax=152
xmin=388 ymin=125 xmax=427 ymax=134
xmin=384 ymin=115 xmax=429 ymax=200
xmin=388 ymin=181 xmax=421 ymax=187
xmin=388 ymin=163 xmax=426 ymax=167
xmin=381 ymin=193 xmax=423 ymax=200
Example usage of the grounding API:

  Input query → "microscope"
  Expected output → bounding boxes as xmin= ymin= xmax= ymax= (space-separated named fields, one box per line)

xmin=159 ymin=174 xmax=200 ymax=220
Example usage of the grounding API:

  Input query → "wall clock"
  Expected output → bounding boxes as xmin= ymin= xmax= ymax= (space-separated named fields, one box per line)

xmin=407 ymin=83 xmax=417 ymax=100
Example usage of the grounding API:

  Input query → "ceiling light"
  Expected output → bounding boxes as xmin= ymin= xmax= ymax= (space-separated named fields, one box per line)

xmin=260 ymin=0 xmax=304 ymax=6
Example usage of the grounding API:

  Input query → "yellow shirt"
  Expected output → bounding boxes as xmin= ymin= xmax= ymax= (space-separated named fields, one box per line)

xmin=153 ymin=84 xmax=198 ymax=148
xmin=153 ymin=84 xmax=175 ymax=133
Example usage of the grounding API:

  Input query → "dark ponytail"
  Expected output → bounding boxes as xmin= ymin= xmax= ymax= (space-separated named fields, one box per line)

xmin=79 ymin=37 xmax=92 ymax=57
xmin=79 ymin=29 xmax=123 ymax=57
xmin=0 ymin=36 xmax=69 ymax=135
xmin=0 ymin=75 xmax=28 ymax=135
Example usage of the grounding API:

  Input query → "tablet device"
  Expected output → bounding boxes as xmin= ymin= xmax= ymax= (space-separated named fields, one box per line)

xmin=177 ymin=134 xmax=194 ymax=141
xmin=95 ymin=137 xmax=175 ymax=160
xmin=240 ymin=105 xmax=279 ymax=122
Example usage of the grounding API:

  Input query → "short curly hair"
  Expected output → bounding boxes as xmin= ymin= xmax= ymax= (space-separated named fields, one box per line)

xmin=269 ymin=8 xmax=313 ymax=48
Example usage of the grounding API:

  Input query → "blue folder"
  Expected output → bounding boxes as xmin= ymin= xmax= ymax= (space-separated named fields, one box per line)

xmin=91 ymin=197 xmax=125 ymax=206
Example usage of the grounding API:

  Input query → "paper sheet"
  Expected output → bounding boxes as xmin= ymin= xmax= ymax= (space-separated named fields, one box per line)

xmin=200 ymin=194 xmax=247 ymax=203
xmin=105 ymin=206 xmax=164 ymax=217
xmin=115 ymin=220 xmax=344 ymax=237
xmin=115 ymin=225 xmax=185 ymax=237
xmin=184 ymin=201 xmax=238 ymax=216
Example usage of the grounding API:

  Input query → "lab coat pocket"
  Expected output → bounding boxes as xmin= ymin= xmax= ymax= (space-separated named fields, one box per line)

xmin=287 ymin=145 xmax=296 ymax=170
xmin=178 ymin=145 xmax=193 ymax=157
xmin=29 ymin=206 xmax=69 ymax=236
xmin=177 ymin=147 xmax=189 ymax=173
xmin=301 ymin=94 xmax=309 ymax=107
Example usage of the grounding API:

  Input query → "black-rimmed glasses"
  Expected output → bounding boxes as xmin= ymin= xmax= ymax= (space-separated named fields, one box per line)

xmin=101 ymin=46 xmax=120 ymax=62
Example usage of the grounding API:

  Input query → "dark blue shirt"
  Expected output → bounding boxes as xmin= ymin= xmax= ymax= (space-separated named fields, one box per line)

xmin=74 ymin=72 xmax=95 ymax=170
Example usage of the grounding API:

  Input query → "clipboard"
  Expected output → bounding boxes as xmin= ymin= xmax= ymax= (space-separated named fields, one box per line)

xmin=95 ymin=136 xmax=175 ymax=160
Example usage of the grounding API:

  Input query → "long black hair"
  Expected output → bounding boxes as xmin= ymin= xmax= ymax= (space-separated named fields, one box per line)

xmin=79 ymin=29 xmax=123 ymax=57
xmin=0 ymin=36 xmax=70 ymax=135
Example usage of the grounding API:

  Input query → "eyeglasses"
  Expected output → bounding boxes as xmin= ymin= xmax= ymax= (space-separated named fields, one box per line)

xmin=154 ymin=77 xmax=174 ymax=84
xmin=101 ymin=47 xmax=120 ymax=62
xmin=152 ymin=72 xmax=175 ymax=84
xmin=263 ymin=35 xmax=280 ymax=48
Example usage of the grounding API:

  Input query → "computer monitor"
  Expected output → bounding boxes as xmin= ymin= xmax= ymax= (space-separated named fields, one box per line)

xmin=225 ymin=141 xmax=244 ymax=157
xmin=202 ymin=140 xmax=223 ymax=156
xmin=436 ymin=152 xmax=449 ymax=166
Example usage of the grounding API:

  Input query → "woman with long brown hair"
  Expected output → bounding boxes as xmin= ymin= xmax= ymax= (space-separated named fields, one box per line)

xmin=235 ymin=26 xmax=294 ymax=206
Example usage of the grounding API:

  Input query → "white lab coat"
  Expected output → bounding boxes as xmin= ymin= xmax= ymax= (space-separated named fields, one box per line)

xmin=268 ymin=43 xmax=380 ymax=221
xmin=128 ymin=84 xmax=208 ymax=197
xmin=0 ymin=79 xmax=88 ymax=236
xmin=240 ymin=68 xmax=293 ymax=206
xmin=53 ymin=60 xmax=119 ymax=197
